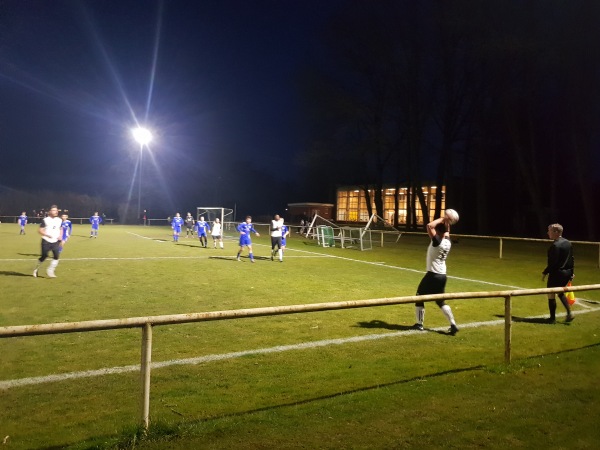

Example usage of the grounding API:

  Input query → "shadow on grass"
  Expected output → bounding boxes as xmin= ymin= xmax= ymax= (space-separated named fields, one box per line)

xmin=0 ymin=271 xmax=32 ymax=277
xmin=354 ymin=319 xmax=456 ymax=336
xmin=354 ymin=319 xmax=412 ymax=331
xmin=493 ymin=314 xmax=570 ymax=325
xmin=17 ymin=253 xmax=39 ymax=257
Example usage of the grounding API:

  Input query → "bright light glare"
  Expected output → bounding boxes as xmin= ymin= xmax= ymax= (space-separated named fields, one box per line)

xmin=132 ymin=127 xmax=152 ymax=145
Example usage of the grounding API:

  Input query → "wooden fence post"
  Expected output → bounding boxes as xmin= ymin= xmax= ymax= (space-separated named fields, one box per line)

xmin=504 ymin=295 xmax=512 ymax=364
xmin=140 ymin=323 xmax=153 ymax=431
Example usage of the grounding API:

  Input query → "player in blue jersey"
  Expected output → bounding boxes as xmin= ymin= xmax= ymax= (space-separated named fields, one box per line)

xmin=194 ymin=216 xmax=211 ymax=247
xmin=89 ymin=212 xmax=102 ymax=238
xmin=18 ymin=211 xmax=28 ymax=234
xmin=59 ymin=213 xmax=72 ymax=253
xmin=236 ymin=216 xmax=260 ymax=262
xmin=171 ymin=213 xmax=184 ymax=242
xmin=281 ymin=222 xmax=290 ymax=261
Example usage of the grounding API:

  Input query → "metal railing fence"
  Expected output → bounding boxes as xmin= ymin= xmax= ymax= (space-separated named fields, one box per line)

xmin=1 ymin=284 xmax=599 ymax=430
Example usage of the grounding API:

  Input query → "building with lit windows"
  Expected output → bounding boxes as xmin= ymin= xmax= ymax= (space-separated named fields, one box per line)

xmin=336 ymin=185 xmax=446 ymax=225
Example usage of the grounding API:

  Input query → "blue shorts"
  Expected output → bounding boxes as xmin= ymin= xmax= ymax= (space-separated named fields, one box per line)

xmin=173 ymin=226 xmax=182 ymax=233
xmin=239 ymin=235 xmax=252 ymax=247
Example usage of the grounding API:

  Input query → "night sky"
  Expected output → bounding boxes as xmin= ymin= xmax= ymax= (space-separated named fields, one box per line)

xmin=0 ymin=0 xmax=339 ymax=218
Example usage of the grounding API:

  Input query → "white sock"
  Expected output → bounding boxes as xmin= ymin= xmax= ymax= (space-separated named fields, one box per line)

xmin=441 ymin=304 xmax=456 ymax=326
xmin=49 ymin=259 xmax=59 ymax=271
xmin=415 ymin=306 xmax=425 ymax=324
xmin=278 ymin=249 xmax=283 ymax=261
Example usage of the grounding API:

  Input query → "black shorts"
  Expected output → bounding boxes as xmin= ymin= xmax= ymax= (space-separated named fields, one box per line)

xmin=416 ymin=271 xmax=447 ymax=295
xmin=40 ymin=240 xmax=60 ymax=261
xmin=271 ymin=236 xmax=282 ymax=249
xmin=547 ymin=269 xmax=573 ymax=288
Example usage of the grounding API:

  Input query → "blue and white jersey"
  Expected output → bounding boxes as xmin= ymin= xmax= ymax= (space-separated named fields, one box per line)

xmin=195 ymin=220 xmax=210 ymax=235
xmin=237 ymin=222 xmax=257 ymax=245
xmin=237 ymin=222 xmax=257 ymax=236
xmin=18 ymin=214 xmax=28 ymax=225
xmin=171 ymin=216 xmax=184 ymax=229
xmin=61 ymin=220 xmax=72 ymax=240
xmin=90 ymin=215 xmax=102 ymax=229
xmin=281 ymin=225 xmax=289 ymax=245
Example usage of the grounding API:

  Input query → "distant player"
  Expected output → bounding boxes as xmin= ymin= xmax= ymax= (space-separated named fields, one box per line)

xmin=59 ymin=213 xmax=72 ymax=253
xmin=18 ymin=211 xmax=28 ymax=234
xmin=211 ymin=217 xmax=224 ymax=249
xmin=281 ymin=222 xmax=290 ymax=257
xmin=412 ymin=212 xmax=459 ymax=335
xmin=171 ymin=213 xmax=184 ymax=242
xmin=270 ymin=214 xmax=284 ymax=262
xmin=89 ymin=212 xmax=102 ymax=238
xmin=185 ymin=213 xmax=195 ymax=238
xmin=33 ymin=205 xmax=62 ymax=278
xmin=195 ymin=216 xmax=211 ymax=248
xmin=236 ymin=216 xmax=260 ymax=262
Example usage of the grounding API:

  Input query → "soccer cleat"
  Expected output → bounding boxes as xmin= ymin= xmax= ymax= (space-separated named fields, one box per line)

xmin=33 ymin=268 xmax=38 ymax=278
xmin=412 ymin=323 xmax=424 ymax=331
xmin=566 ymin=314 xmax=575 ymax=323
xmin=250 ymin=259 xmax=255 ymax=263
xmin=449 ymin=324 xmax=459 ymax=335
xmin=547 ymin=317 xmax=556 ymax=324
xmin=46 ymin=269 xmax=56 ymax=278
xmin=237 ymin=257 xmax=241 ymax=261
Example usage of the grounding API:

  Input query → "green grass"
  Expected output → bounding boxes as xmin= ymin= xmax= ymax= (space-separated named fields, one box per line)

xmin=0 ymin=224 xmax=599 ymax=449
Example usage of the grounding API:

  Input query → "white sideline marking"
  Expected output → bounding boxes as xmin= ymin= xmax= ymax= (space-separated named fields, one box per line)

xmin=2 ymin=308 xmax=599 ymax=391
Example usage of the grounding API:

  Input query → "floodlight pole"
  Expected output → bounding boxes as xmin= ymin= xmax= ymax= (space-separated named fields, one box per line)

xmin=132 ymin=127 xmax=152 ymax=225
xmin=137 ymin=143 xmax=143 ymax=225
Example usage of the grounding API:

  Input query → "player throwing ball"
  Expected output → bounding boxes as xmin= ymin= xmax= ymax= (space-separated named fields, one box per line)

xmin=236 ymin=216 xmax=260 ymax=262
xmin=412 ymin=209 xmax=460 ymax=334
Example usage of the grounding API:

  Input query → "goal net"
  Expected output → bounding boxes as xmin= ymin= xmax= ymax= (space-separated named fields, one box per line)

xmin=363 ymin=213 xmax=402 ymax=245
xmin=305 ymin=214 xmax=340 ymax=240
xmin=340 ymin=226 xmax=372 ymax=251
xmin=196 ymin=207 xmax=234 ymax=230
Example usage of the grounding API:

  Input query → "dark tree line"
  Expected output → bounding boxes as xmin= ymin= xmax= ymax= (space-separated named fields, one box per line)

xmin=296 ymin=0 xmax=600 ymax=240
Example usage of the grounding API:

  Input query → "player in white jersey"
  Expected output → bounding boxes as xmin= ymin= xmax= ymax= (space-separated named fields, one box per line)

xmin=33 ymin=205 xmax=63 ymax=278
xmin=270 ymin=214 xmax=284 ymax=262
xmin=211 ymin=218 xmax=224 ymax=248
xmin=412 ymin=213 xmax=459 ymax=334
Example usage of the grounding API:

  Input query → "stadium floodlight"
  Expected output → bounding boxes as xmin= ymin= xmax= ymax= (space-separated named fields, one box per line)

xmin=132 ymin=127 xmax=153 ymax=146
xmin=131 ymin=127 xmax=153 ymax=224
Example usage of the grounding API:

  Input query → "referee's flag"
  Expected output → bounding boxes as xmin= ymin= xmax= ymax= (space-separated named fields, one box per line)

xmin=566 ymin=281 xmax=576 ymax=306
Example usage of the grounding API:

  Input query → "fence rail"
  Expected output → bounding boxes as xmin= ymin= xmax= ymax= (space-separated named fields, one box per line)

xmin=1 ymin=284 xmax=599 ymax=430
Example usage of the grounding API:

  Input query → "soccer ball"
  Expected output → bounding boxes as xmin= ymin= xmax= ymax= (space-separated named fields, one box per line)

xmin=445 ymin=209 xmax=459 ymax=225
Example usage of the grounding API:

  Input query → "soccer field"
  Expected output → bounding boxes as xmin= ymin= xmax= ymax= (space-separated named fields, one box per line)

xmin=1 ymin=224 xmax=599 ymax=449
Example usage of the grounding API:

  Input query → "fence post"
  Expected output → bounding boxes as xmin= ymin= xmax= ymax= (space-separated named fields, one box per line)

xmin=504 ymin=295 xmax=512 ymax=364
xmin=499 ymin=238 xmax=503 ymax=259
xmin=140 ymin=323 xmax=153 ymax=430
